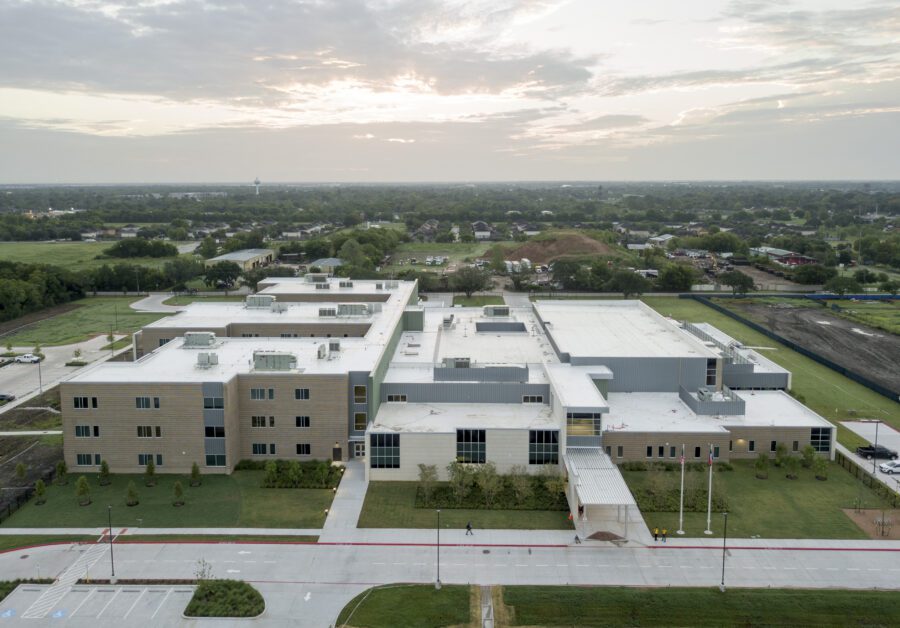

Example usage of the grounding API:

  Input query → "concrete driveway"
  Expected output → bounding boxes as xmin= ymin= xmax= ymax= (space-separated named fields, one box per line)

xmin=129 ymin=294 xmax=185 ymax=313
xmin=842 ymin=421 xmax=900 ymax=485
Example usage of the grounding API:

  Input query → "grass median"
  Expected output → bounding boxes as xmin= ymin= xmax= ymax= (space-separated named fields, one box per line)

xmin=337 ymin=584 xmax=471 ymax=628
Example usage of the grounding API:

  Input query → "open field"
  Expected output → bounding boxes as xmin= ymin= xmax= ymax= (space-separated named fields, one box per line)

xmin=2 ymin=297 xmax=168 ymax=346
xmin=642 ymin=297 xmax=900 ymax=443
xmin=383 ymin=241 xmax=498 ymax=272
xmin=716 ymin=298 xmax=900 ymax=394
xmin=825 ymin=298 xmax=900 ymax=335
xmin=357 ymin=482 xmax=572 ymax=530
xmin=503 ymin=231 xmax=621 ymax=265
xmin=499 ymin=586 xmax=900 ymax=627
xmin=337 ymin=584 xmax=471 ymax=628
xmin=621 ymin=460 xmax=888 ymax=539
xmin=0 ymin=241 xmax=190 ymax=271
xmin=1 ymin=471 xmax=333 ymax=529
xmin=452 ymin=295 xmax=504 ymax=306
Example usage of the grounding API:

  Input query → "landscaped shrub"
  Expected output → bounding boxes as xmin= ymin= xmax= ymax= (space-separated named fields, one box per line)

xmin=620 ymin=461 xmax=649 ymax=472
xmin=184 ymin=579 xmax=265 ymax=618
xmin=813 ymin=456 xmax=829 ymax=481
xmin=190 ymin=462 xmax=201 ymax=487
xmin=126 ymin=481 xmax=139 ymax=507
xmin=784 ymin=455 xmax=800 ymax=480
xmin=55 ymin=461 xmax=68 ymax=486
xmin=34 ymin=479 xmax=46 ymax=505
xmin=99 ymin=460 xmax=111 ymax=486
xmin=754 ymin=453 xmax=769 ymax=479
xmin=144 ymin=459 xmax=156 ymax=487
xmin=75 ymin=476 xmax=91 ymax=506
xmin=173 ymin=481 xmax=185 ymax=506
xmin=251 ymin=459 xmax=344 ymax=489
xmin=416 ymin=469 xmax=568 ymax=511
xmin=801 ymin=445 xmax=816 ymax=469
xmin=631 ymin=470 xmax=729 ymax=513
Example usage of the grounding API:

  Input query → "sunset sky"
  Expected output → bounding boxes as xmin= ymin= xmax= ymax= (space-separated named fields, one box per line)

xmin=0 ymin=0 xmax=897 ymax=182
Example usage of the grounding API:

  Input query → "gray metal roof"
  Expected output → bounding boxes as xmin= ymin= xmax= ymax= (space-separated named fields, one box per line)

xmin=310 ymin=257 xmax=344 ymax=267
xmin=565 ymin=448 xmax=637 ymax=507
xmin=208 ymin=248 xmax=274 ymax=262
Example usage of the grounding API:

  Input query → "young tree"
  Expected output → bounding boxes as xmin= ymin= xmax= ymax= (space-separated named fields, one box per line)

xmin=144 ymin=458 xmax=156 ymax=487
xmin=605 ymin=270 xmax=651 ymax=298
xmin=34 ymin=479 xmax=47 ymax=505
xmin=774 ymin=444 xmax=789 ymax=468
xmin=754 ymin=453 xmax=769 ymax=479
xmin=507 ymin=465 xmax=532 ymax=504
xmin=32 ymin=344 xmax=44 ymax=359
xmin=451 ymin=266 xmax=491 ymax=298
xmin=784 ymin=455 xmax=800 ymax=480
xmin=801 ymin=445 xmax=816 ymax=469
xmin=56 ymin=460 xmax=68 ymax=485
xmin=4 ymin=340 xmax=12 ymax=354
xmin=173 ymin=480 xmax=185 ymax=506
xmin=190 ymin=462 xmax=202 ymax=487
xmin=75 ymin=475 xmax=91 ymax=506
xmin=475 ymin=462 xmax=502 ymax=507
xmin=719 ymin=270 xmax=755 ymax=296
xmin=72 ymin=347 xmax=82 ymax=360
xmin=287 ymin=461 xmax=302 ymax=488
xmin=263 ymin=461 xmax=278 ymax=488
xmin=417 ymin=463 xmax=438 ymax=505
xmin=446 ymin=461 xmax=473 ymax=505
xmin=203 ymin=261 xmax=242 ymax=289
xmin=99 ymin=459 xmax=111 ymax=486
xmin=15 ymin=462 xmax=26 ymax=482
xmin=813 ymin=456 xmax=829 ymax=481
xmin=126 ymin=480 xmax=139 ymax=506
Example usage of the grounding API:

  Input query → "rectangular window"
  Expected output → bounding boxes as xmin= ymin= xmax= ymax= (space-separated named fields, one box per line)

xmin=138 ymin=453 xmax=154 ymax=466
xmin=810 ymin=427 xmax=832 ymax=453
xmin=658 ymin=446 xmax=665 ymax=458
xmin=75 ymin=453 xmax=95 ymax=466
xmin=522 ymin=395 xmax=544 ymax=404
xmin=205 ymin=454 xmax=226 ymax=467
xmin=159 ymin=338 xmax=170 ymax=347
xmin=792 ymin=440 xmax=799 ymax=452
xmin=729 ymin=440 xmax=733 ymax=452
xmin=616 ymin=445 xmax=624 ymax=458
xmin=135 ymin=396 xmax=151 ymax=409
xmin=153 ymin=397 xmax=160 ymax=409
xmin=94 ymin=454 xmax=101 ymax=465
xmin=74 ymin=396 xmax=89 ymax=409
xmin=354 ymin=412 xmax=368 ymax=431
xmin=370 ymin=433 xmax=400 ymax=469
xmin=295 ymin=416 xmax=310 ymax=428
xmin=456 ymin=429 xmax=486 ymax=464
xmin=269 ymin=416 xmax=275 ymax=427
xmin=669 ymin=446 xmax=676 ymax=458
xmin=694 ymin=446 xmax=701 ymax=458
xmin=250 ymin=388 xmax=266 ymax=400
xmin=605 ymin=446 xmax=611 ymax=457
xmin=770 ymin=440 xmax=777 ymax=452
xmin=748 ymin=440 xmax=756 ymax=452
xmin=203 ymin=397 xmax=224 ymax=409
xmin=646 ymin=445 xmax=653 ymax=458
xmin=204 ymin=426 xmax=225 ymax=438
xmin=92 ymin=397 xmax=98 ymax=408
xmin=137 ymin=425 xmax=153 ymax=438
xmin=156 ymin=454 xmax=163 ymax=466
xmin=155 ymin=426 xmax=161 ymax=438
xmin=354 ymin=385 xmax=367 ymax=404
xmin=386 ymin=394 xmax=408 ymax=402
xmin=251 ymin=415 xmax=267 ymax=428
xmin=713 ymin=446 xmax=720 ymax=459
xmin=252 ymin=443 xmax=267 ymax=455
xmin=296 ymin=443 xmax=311 ymax=456
xmin=269 ymin=443 xmax=276 ymax=455
xmin=295 ymin=388 xmax=310 ymax=400
xmin=75 ymin=425 xmax=91 ymax=438
xmin=93 ymin=425 xmax=100 ymax=437
xmin=528 ymin=430 xmax=559 ymax=465
xmin=706 ymin=358 xmax=717 ymax=386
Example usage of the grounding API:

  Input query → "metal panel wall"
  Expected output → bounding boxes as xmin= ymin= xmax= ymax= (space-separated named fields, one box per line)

xmin=724 ymin=372 xmax=790 ymax=390
xmin=348 ymin=371 xmax=370 ymax=435
xmin=678 ymin=386 xmax=746 ymax=416
xmin=433 ymin=366 xmax=529 ymax=383
xmin=380 ymin=382 xmax=550 ymax=404
xmin=569 ymin=357 xmax=706 ymax=392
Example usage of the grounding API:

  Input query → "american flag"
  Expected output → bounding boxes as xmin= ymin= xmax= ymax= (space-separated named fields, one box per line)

xmin=679 ymin=447 xmax=685 ymax=465
xmin=708 ymin=447 xmax=714 ymax=466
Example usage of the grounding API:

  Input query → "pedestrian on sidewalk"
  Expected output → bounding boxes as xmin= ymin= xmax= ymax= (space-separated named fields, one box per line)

xmin=653 ymin=527 xmax=659 ymax=542
xmin=574 ymin=534 xmax=581 ymax=544
xmin=662 ymin=528 xmax=667 ymax=543
xmin=466 ymin=521 xmax=473 ymax=536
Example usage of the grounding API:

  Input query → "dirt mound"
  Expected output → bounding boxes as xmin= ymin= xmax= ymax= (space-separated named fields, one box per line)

xmin=505 ymin=233 xmax=615 ymax=265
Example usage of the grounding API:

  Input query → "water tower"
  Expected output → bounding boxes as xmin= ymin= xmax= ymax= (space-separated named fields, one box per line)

xmin=254 ymin=177 xmax=261 ymax=195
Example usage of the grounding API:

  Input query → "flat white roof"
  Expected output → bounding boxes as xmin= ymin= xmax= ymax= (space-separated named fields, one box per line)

xmin=544 ymin=363 xmax=611 ymax=411
xmin=259 ymin=278 xmax=413 ymax=298
xmin=207 ymin=248 xmax=273 ymax=262
xmin=370 ymin=402 xmax=560 ymax=433
xmin=143 ymin=302 xmax=375 ymax=329
xmin=690 ymin=323 xmax=788 ymax=375
xmin=603 ymin=390 xmax=833 ymax=434
xmin=566 ymin=448 xmax=637 ymax=507
xmin=534 ymin=300 xmax=718 ymax=359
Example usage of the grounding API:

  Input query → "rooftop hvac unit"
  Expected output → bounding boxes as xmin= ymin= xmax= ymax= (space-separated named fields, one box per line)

xmin=270 ymin=302 xmax=288 ymax=313
xmin=339 ymin=281 xmax=353 ymax=288
xmin=318 ymin=307 xmax=337 ymax=317
xmin=442 ymin=314 xmax=454 ymax=329
xmin=315 ymin=282 xmax=331 ymax=289
xmin=184 ymin=331 xmax=216 ymax=348
xmin=369 ymin=302 xmax=383 ymax=313
xmin=337 ymin=302 xmax=369 ymax=316
xmin=253 ymin=350 xmax=296 ymax=371
xmin=329 ymin=340 xmax=341 ymax=352
xmin=306 ymin=273 xmax=329 ymax=283
xmin=483 ymin=305 xmax=510 ymax=317
xmin=196 ymin=352 xmax=218 ymax=368
xmin=317 ymin=344 xmax=328 ymax=359
xmin=375 ymin=283 xmax=384 ymax=290
xmin=245 ymin=295 xmax=276 ymax=308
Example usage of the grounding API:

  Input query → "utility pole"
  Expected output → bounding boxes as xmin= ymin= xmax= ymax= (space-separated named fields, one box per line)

xmin=108 ymin=506 xmax=116 ymax=580
xmin=37 ymin=357 xmax=43 ymax=395
xmin=435 ymin=509 xmax=441 ymax=590
xmin=720 ymin=512 xmax=728 ymax=592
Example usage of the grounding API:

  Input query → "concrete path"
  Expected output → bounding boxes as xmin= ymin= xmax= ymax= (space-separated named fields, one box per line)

xmin=0 ymin=527 xmax=321 ymax=537
xmin=0 ymin=430 xmax=62 ymax=436
xmin=503 ymin=292 xmax=532 ymax=307
xmin=320 ymin=460 xmax=367 ymax=539
xmin=128 ymin=293 xmax=184 ymax=313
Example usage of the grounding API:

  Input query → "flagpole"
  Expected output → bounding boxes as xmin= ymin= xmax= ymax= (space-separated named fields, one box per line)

xmin=676 ymin=443 xmax=685 ymax=535
xmin=704 ymin=442 xmax=714 ymax=535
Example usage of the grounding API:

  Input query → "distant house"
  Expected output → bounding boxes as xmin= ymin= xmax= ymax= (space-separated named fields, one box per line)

xmin=471 ymin=220 xmax=494 ymax=240
xmin=627 ymin=244 xmax=650 ymax=251
xmin=514 ymin=222 xmax=542 ymax=237
xmin=648 ymin=234 xmax=676 ymax=247
xmin=309 ymin=257 xmax=344 ymax=273
xmin=205 ymin=248 xmax=275 ymax=271
xmin=118 ymin=226 xmax=140 ymax=239
xmin=414 ymin=219 xmax=440 ymax=241
xmin=750 ymin=246 xmax=817 ymax=267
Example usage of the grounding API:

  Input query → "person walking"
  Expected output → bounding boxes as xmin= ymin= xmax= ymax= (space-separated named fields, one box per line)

xmin=574 ymin=534 xmax=581 ymax=544
xmin=466 ymin=521 xmax=473 ymax=536
xmin=662 ymin=528 xmax=667 ymax=543
xmin=653 ymin=527 xmax=659 ymax=542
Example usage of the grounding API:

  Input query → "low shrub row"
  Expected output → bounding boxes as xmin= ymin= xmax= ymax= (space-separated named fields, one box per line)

xmin=235 ymin=459 xmax=343 ymax=489
xmin=620 ymin=461 xmax=734 ymax=473
xmin=184 ymin=579 xmax=265 ymax=618
xmin=415 ymin=462 xmax=568 ymax=510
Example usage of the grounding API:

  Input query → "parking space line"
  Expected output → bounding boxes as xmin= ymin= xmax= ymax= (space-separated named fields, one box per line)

xmin=97 ymin=588 xmax=121 ymax=617
xmin=150 ymin=589 xmax=173 ymax=620
xmin=123 ymin=589 xmax=146 ymax=619
xmin=70 ymin=588 xmax=96 ymax=617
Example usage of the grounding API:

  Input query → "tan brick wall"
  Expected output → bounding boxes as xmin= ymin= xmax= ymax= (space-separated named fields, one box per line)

xmin=267 ymin=293 xmax=390 ymax=303
xmin=138 ymin=326 xmax=227 ymax=357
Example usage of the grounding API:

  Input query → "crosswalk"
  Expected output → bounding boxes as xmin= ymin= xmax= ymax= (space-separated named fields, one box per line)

xmin=22 ymin=542 xmax=109 ymax=619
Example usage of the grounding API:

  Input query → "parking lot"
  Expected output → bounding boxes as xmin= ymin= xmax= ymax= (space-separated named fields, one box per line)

xmin=842 ymin=421 xmax=900 ymax=491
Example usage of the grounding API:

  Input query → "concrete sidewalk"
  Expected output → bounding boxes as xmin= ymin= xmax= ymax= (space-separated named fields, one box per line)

xmin=0 ymin=528 xmax=321 ymax=537
xmin=320 ymin=460 xmax=367 ymax=539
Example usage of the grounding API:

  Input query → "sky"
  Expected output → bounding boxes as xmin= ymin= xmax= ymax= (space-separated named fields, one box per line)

xmin=0 ymin=0 xmax=898 ymax=183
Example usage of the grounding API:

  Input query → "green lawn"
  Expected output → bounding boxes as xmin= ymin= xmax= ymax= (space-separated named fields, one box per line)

xmin=162 ymin=295 xmax=247 ymax=305
xmin=4 ymin=297 xmax=168 ymax=346
xmin=642 ymin=297 xmax=900 ymax=443
xmin=358 ymin=482 xmax=573 ymax=530
xmin=0 ymin=241 xmax=189 ymax=272
xmin=825 ymin=299 xmax=900 ymax=335
xmin=336 ymin=585 xmax=470 ymax=628
xmin=452 ymin=295 xmax=504 ymax=306
xmin=501 ymin=586 xmax=900 ymax=627
xmin=122 ymin=534 xmax=318 ymax=543
xmin=621 ymin=460 xmax=889 ymax=539
xmin=0 ymin=535 xmax=96 ymax=553
xmin=1 ymin=471 xmax=333 ymax=529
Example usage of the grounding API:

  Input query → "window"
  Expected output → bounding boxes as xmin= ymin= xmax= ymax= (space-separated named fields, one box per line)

xmin=75 ymin=425 xmax=91 ymax=438
xmin=269 ymin=443 xmax=276 ymax=455
xmin=203 ymin=397 xmax=224 ymax=409
xmin=770 ymin=440 xmax=777 ymax=452
xmin=74 ymin=396 xmax=89 ymax=409
xmin=529 ymin=430 xmax=559 ymax=465
xmin=93 ymin=425 xmax=100 ymax=437
xmin=706 ymin=358 xmax=717 ymax=386
xmin=153 ymin=397 xmax=160 ymax=409
xmin=206 ymin=454 xmax=226 ymax=467
xmin=135 ymin=396 xmax=151 ymax=409
xmin=252 ymin=443 xmax=267 ymax=455
xmin=354 ymin=412 xmax=368 ymax=431
xmin=566 ymin=412 xmax=602 ymax=436
xmin=658 ymin=446 xmax=665 ymax=458
xmin=354 ymin=385 xmax=367 ymax=404
xmin=792 ymin=440 xmax=799 ymax=452
xmin=694 ymin=446 xmax=701 ymax=458
xmin=646 ymin=446 xmax=653 ymax=458
xmin=713 ymin=446 xmax=720 ymax=459
xmin=155 ymin=426 xmax=161 ymax=438
xmin=156 ymin=454 xmax=163 ymax=466
xmin=386 ymin=394 xmax=407 ymax=402
xmin=748 ymin=440 xmax=756 ymax=452
xmin=616 ymin=446 xmax=624 ymax=458
xmin=295 ymin=416 xmax=310 ymax=428
xmin=75 ymin=453 xmax=96 ymax=466
xmin=296 ymin=443 xmax=311 ymax=456
xmin=205 ymin=426 xmax=225 ymax=438
xmin=456 ymin=429 xmax=486 ymax=464
xmin=370 ymin=433 xmax=400 ymax=468
xmin=669 ymin=446 xmax=676 ymax=459
xmin=138 ymin=453 xmax=154 ymax=466
xmin=523 ymin=395 xmax=544 ymax=404
xmin=92 ymin=397 xmax=98 ymax=408
xmin=159 ymin=338 xmax=170 ymax=347
xmin=269 ymin=416 xmax=275 ymax=427
xmin=605 ymin=446 xmax=611 ymax=456
xmin=251 ymin=416 xmax=267 ymax=428
xmin=729 ymin=440 xmax=733 ymax=452
xmin=810 ymin=427 xmax=831 ymax=453
xmin=295 ymin=388 xmax=310 ymax=400
xmin=137 ymin=425 xmax=153 ymax=438
xmin=250 ymin=388 xmax=274 ymax=401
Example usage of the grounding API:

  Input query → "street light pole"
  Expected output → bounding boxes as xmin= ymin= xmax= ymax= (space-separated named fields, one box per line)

xmin=873 ymin=420 xmax=880 ymax=476
xmin=435 ymin=509 xmax=441 ymax=590
xmin=720 ymin=512 xmax=728 ymax=592
xmin=37 ymin=358 xmax=43 ymax=395
xmin=108 ymin=506 xmax=115 ymax=579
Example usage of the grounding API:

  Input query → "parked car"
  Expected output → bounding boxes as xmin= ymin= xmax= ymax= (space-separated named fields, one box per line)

xmin=0 ymin=393 xmax=15 ymax=402
xmin=856 ymin=444 xmax=899 ymax=460
xmin=14 ymin=353 xmax=41 ymax=363
xmin=878 ymin=460 xmax=900 ymax=474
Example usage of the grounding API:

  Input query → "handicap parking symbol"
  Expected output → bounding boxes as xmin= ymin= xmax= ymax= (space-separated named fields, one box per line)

xmin=0 ymin=609 xmax=15 ymax=618
xmin=51 ymin=610 xmax=66 ymax=618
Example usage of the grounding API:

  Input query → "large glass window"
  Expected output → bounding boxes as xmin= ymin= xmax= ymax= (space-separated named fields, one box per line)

xmin=370 ymin=433 xmax=400 ymax=469
xmin=528 ymin=430 xmax=558 ymax=465
xmin=135 ymin=396 xmax=151 ymax=409
xmin=74 ymin=397 xmax=89 ymax=409
xmin=566 ymin=412 xmax=602 ymax=436
xmin=252 ymin=443 xmax=267 ymax=455
xmin=75 ymin=425 xmax=91 ymax=438
xmin=206 ymin=454 xmax=226 ymax=467
xmin=296 ymin=443 xmax=311 ymax=456
xmin=810 ymin=427 xmax=832 ymax=453
xmin=354 ymin=385 xmax=367 ymax=404
xmin=354 ymin=412 xmax=368 ymax=431
xmin=456 ymin=429 xmax=486 ymax=464
xmin=295 ymin=416 xmax=310 ymax=428
xmin=706 ymin=358 xmax=717 ymax=386
xmin=203 ymin=397 xmax=224 ymax=409
xmin=204 ymin=426 xmax=225 ymax=438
